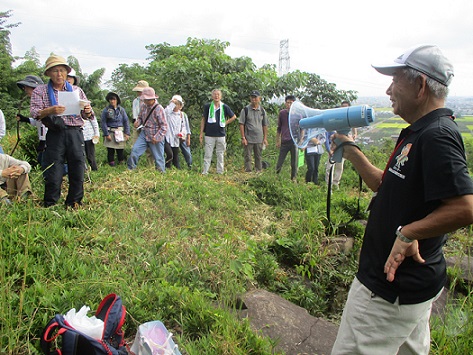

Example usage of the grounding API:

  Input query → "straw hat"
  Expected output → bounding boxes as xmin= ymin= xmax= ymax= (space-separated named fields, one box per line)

xmin=44 ymin=55 xmax=71 ymax=75
xmin=132 ymin=80 xmax=149 ymax=92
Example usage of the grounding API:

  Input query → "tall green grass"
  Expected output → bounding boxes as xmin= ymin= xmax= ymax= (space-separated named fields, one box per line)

xmin=0 ymin=130 xmax=471 ymax=353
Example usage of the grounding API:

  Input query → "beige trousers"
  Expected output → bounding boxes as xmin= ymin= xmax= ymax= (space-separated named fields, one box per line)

xmin=0 ymin=174 xmax=32 ymax=200
xmin=332 ymin=277 xmax=438 ymax=355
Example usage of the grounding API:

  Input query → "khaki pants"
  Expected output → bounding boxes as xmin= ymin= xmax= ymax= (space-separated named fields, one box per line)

xmin=332 ymin=277 xmax=437 ymax=355
xmin=0 ymin=174 xmax=32 ymax=200
xmin=202 ymin=136 xmax=226 ymax=174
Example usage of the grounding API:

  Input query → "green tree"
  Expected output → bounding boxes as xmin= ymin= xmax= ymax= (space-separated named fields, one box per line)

xmin=110 ymin=38 xmax=272 ymax=150
xmin=0 ymin=10 xmax=20 ymax=128
xmin=273 ymin=70 xmax=357 ymax=109
xmin=108 ymin=62 xmax=148 ymax=116
xmin=108 ymin=38 xmax=360 ymax=153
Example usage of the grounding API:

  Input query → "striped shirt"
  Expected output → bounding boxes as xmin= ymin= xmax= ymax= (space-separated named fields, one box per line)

xmin=30 ymin=84 xmax=95 ymax=127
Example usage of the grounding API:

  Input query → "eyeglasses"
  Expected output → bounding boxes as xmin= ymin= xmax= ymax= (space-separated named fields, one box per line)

xmin=50 ymin=68 xmax=68 ymax=74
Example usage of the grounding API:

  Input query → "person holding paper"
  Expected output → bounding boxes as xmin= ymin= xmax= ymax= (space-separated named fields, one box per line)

xmin=30 ymin=54 xmax=95 ymax=208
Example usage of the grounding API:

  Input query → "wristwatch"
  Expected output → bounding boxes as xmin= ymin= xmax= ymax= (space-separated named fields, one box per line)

xmin=396 ymin=226 xmax=414 ymax=243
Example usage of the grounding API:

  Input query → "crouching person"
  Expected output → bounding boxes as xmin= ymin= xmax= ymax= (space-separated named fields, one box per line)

xmin=0 ymin=153 xmax=32 ymax=204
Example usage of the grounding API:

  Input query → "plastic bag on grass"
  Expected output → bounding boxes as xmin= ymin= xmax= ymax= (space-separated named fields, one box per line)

xmin=130 ymin=320 xmax=181 ymax=355
xmin=64 ymin=305 xmax=104 ymax=340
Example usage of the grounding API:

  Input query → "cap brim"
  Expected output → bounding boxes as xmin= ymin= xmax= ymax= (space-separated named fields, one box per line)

xmin=371 ymin=63 xmax=406 ymax=76
xmin=17 ymin=81 xmax=30 ymax=89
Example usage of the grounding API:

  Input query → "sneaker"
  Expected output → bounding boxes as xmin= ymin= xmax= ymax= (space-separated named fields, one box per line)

xmin=109 ymin=161 xmax=116 ymax=167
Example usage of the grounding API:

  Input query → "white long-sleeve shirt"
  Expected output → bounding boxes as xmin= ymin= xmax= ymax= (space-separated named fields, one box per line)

xmin=164 ymin=102 xmax=187 ymax=147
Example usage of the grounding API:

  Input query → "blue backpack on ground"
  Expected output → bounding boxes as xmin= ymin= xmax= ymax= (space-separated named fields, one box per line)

xmin=40 ymin=293 xmax=128 ymax=355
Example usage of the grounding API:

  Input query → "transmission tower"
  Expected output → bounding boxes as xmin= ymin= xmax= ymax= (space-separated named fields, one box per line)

xmin=279 ymin=39 xmax=290 ymax=76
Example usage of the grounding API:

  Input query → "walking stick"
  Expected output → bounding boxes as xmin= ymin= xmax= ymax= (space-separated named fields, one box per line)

xmin=10 ymin=96 xmax=27 ymax=156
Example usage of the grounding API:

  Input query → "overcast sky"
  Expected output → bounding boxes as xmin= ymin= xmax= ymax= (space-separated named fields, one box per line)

xmin=4 ymin=0 xmax=473 ymax=97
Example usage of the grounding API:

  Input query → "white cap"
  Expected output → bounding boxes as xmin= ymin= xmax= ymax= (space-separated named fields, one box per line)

xmin=172 ymin=95 xmax=184 ymax=104
xmin=372 ymin=44 xmax=454 ymax=86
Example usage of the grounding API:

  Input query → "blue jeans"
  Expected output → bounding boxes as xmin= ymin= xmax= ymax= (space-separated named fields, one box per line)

xmin=127 ymin=131 xmax=165 ymax=172
xmin=180 ymin=141 xmax=192 ymax=168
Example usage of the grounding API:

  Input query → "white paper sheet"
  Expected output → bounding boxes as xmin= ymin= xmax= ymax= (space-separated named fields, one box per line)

xmin=58 ymin=91 xmax=80 ymax=116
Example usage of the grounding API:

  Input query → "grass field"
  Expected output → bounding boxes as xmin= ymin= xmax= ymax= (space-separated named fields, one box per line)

xmin=1 ymin=117 xmax=473 ymax=353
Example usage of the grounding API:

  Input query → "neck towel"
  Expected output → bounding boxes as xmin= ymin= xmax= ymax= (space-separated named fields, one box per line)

xmin=208 ymin=102 xmax=225 ymax=127
xmin=47 ymin=80 xmax=73 ymax=106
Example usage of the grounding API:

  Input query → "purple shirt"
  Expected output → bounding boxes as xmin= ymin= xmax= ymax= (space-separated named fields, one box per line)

xmin=277 ymin=108 xmax=292 ymax=143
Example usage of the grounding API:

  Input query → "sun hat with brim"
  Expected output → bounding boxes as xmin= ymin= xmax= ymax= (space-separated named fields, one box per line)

xmin=372 ymin=44 xmax=454 ymax=86
xmin=132 ymin=80 xmax=149 ymax=92
xmin=106 ymin=92 xmax=121 ymax=105
xmin=17 ymin=75 xmax=44 ymax=90
xmin=141 ymin=87 xmax=159 ymax=100
xmin=44 ymin=55 xmax=72 ymax=75
xmin=67 ymin=68 xmax=80 ymax=85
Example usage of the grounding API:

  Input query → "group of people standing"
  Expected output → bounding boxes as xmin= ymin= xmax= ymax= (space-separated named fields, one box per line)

xmin=6 ymin=58 xmax=355 ymax=208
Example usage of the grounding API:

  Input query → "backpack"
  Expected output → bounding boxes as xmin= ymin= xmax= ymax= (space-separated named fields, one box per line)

xmin=243 ymin=105 xmax=266 ymax=124
xmin=40 ymin=293 xmax=128 ymax=355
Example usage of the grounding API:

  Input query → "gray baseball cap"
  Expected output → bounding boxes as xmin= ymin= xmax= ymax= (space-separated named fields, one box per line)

xmin=17 ymin=75 xmax=44 ymax=90
xmin=372 ymin=45 xmax=454 ymax=86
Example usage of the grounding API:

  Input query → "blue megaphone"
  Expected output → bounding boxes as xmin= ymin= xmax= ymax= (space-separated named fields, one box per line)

xmin=288 ymin=101 xmax=375 ymax=162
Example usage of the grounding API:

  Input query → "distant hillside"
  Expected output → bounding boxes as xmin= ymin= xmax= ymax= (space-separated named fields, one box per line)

xmin=356 ymin=96 xmax=473 ymax=116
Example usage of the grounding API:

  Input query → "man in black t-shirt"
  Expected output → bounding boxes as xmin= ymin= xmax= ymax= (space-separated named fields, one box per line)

xmin=199 ymin=89 xmax=236 ymax=174
xmin=331 ymin=45 xmax=473 ymax=354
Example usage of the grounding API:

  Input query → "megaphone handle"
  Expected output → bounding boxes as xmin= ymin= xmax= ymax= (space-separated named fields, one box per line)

xmin=331 ymin=138 xmax=361 ymax=164
xmin=331 ymin=137 xmax=345 ymax=163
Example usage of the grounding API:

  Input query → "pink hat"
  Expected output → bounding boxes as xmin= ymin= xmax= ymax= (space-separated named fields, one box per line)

xmin=140 ymin=87 xmax=159 ymax=100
